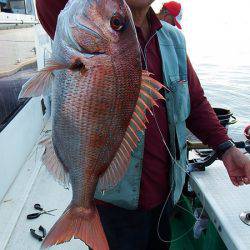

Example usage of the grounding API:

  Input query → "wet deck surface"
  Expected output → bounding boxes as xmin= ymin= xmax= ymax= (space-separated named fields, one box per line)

xmin=190 ymin=157 xmax=250 ymax=250
xmin=0 ymin=122 xmax=89 ymax=250
xmin=2 ymin=135 xmax=250 ymax=249
xmin=3 ymin=149 xmax=250 ymax=250
xmin=4 ymin=150 xmax=88 ymax=249
xmin=0 ymin=27 xmax=36 ymax=74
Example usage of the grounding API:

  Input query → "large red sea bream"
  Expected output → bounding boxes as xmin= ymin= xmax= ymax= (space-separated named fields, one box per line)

xmin=19 ymin=0 xmax=165 ymax=249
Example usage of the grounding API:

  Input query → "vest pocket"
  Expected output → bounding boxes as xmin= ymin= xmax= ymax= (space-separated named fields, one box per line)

xmin=169 ymin=75 xmax=190 ymax=123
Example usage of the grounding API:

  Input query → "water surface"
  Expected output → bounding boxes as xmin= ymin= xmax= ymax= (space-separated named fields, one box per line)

xmin=153 ymin=0 xmax=250 ymax=141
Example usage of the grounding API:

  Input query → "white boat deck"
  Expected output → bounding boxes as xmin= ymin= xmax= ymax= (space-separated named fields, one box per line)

xmin=0 ymin=121 xmax=88 ymax=250
xmin=0 ymin=99 xmax=249 ymax=249
xmin=1 ymin=144 xmax=250 ymax=250
xmin=0 ymin=27 xmax=36 ymax=77
xmin=190 ymin=159 xmax=250 ymax=250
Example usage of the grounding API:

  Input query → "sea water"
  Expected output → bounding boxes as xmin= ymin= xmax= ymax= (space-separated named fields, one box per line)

xmin=153 ymin=0 xmax=250 ymax=141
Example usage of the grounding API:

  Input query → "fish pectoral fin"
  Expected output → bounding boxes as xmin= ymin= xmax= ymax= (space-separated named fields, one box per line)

xmin=18 ymin=61 xmax=67 ymax=98
xmin=97 ymin=71 xmax=165 ymax=192
xmin=39 ymin=135 xmax=70 ymax=189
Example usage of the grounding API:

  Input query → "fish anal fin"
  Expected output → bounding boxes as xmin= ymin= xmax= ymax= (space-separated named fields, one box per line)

xmin=40 ymin=135 xmax=70 ymax=188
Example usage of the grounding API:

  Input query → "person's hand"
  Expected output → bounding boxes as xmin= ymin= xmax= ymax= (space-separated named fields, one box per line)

xmin=222 ymin=147 xmax=250 ymax=186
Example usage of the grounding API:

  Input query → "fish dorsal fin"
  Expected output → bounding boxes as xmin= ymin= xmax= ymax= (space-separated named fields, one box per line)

xmin=18 ymin=61 xmax=67 ymax=98
xmin=39 ymin=134 xmax=70 ymax=189
xmin=97 ymin=71 xmax=166 ymax=191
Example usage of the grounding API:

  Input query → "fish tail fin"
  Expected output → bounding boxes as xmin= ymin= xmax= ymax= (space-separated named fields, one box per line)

xmin=41 ymin=204 xmax=109 ymax=250
xmin=18 ymin=61 xmax=67 ymax=99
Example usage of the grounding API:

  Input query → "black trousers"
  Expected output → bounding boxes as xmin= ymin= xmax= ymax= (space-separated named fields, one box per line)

xmin=90 ymin=203 xmax=172 ymax=250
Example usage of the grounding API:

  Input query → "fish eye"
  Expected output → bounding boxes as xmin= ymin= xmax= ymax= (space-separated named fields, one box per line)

xmin=110 ymin=13 xmax=127 ymax=32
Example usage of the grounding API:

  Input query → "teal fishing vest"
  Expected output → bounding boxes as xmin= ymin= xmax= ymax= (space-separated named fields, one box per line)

xmin=95 ymin=22 xmax=190 ymax=209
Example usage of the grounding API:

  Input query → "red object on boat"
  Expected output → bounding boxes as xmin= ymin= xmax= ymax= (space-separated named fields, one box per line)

xmin=244 ymin=125 xmax=250 ymax=140
xmin=163 ymin=1 xmax=182 ymax=29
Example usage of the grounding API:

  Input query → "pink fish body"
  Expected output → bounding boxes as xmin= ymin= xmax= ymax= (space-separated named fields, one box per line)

xmin=19 ymin=0 xmax=165 ymax=249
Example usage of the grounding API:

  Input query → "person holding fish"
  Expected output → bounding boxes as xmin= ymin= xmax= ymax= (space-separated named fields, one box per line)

xmin=21 ymin=0 xmax=250 ymax=249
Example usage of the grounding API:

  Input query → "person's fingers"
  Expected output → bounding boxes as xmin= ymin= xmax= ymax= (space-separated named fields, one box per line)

xmin=243 ymin=177 xmax=250 ymax=185
xmin=238 ymin=181 xmax=244 ymax=186
xmin=236 ymin=176 xmax=244 ymax=182
xmin=232 ymin=176 xmax=246 ymax=186
xmin=230 ymin=176 xmax=240 ymax=186
xmin=238 ymin=176 xmax=245 ymax=186
xmin=245 ymin=170 xmax=250 ymax=182
xmin=233 ymin=182 xmax=239 ymax=186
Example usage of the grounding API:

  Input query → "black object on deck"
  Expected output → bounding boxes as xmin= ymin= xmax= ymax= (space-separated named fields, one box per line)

xmin=0 ymin=66 xmax=36 ymax=132
xmin=213 ymin=107 xmax=237 ymax=128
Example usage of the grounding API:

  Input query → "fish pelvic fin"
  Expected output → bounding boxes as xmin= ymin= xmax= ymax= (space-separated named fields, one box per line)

xmin=41 ymin=204 xmax=109 ymax=250
xmin=18 ymin=61 xmax=67 ymax=98
xmin=97 ymin=71 xmax=165 ymax=191
xmin=39 ymin=134 xmax=70 ymax=189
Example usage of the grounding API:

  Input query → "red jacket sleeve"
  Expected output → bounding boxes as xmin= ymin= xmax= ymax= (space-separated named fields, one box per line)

xmin=36 ymin=0 xmax=68 ymax=39
xmin=186 ymin=57 xmax=230 ymax=149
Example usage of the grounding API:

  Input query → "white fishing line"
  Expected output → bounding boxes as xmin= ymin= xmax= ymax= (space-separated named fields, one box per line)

xmin=152 ymin=103 xmax=206 ymax=244
xmin=138 ymin=40 xmax=206 ymax=243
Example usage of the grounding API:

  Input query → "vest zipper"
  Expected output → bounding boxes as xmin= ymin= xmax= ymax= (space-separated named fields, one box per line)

xmin=141 ymin=31 xmax=176 ymax=204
